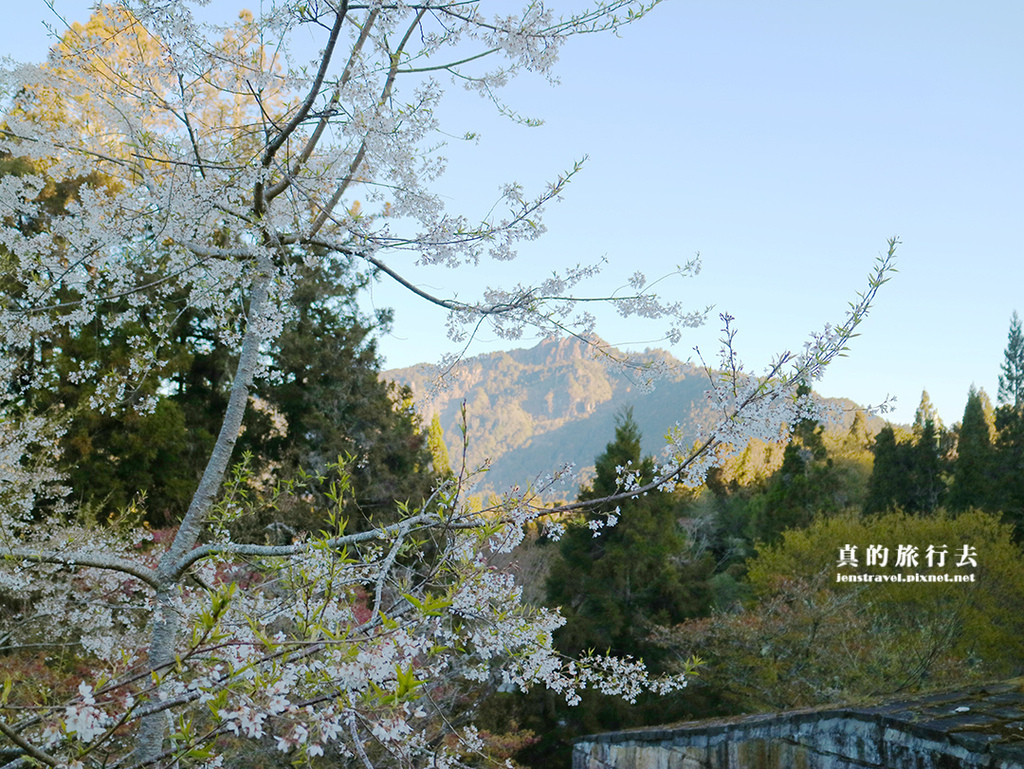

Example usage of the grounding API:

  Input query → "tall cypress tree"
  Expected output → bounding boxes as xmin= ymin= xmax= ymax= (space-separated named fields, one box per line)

xmin=864 ymin=425 xmax=910 ymax=513
xmin=994 ymin=315 xmax=1024 ymax=533
xmin=948 ymin=386 xmax=995 ymax=511
xmin=906 ymin=391 xmax=946 ymax=512
xmin=547 ymin=408 xmax=710 ymax=662
xmin=993 ymin=404 xmax=1024 ymax=535
xmin=748 ymin=386 xmax=845 ymax=540
xmin=530 ymin=409 xmax=714 ymax=764
xmin=913 ymin=390 xmax=944 ymax=438
xmin=864 ymin=417 xmax=943 ymax=515
xmin=911 ymin=418 xmax=944 ymax=513
xmin=998 ymin=311 xmax=1024 ymax=408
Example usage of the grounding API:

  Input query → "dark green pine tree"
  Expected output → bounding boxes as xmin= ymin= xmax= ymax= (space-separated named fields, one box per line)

xmin=998 ymin=311 xmax=1024 ymax=408
xmin=993 ymin=404 xmax=1024 ymax=535
xmin=749 ymin=442 xmax=813 ymax=540
xmin=910 ymin=418 xmax=944 ymax=513
xmin=748 ymin=385 xmax=843 ymax=540
xmin=234 ymin=258 xmax=437 ymax=533
xmin=516 ymin=409 xmax=715 ymax=767
xmin=948 ymin=386 xmax=995 ymax=511
xmin=864 ymin=414 xmax=943 ymax=516
xmin=901 ymin=390 xmax=947 ymax=513
xmin=993 ymin=312 xmax=1024 ymax=535
xmin=864 ymin=425 xmax=910 ymax=513
xmin=546 ymin=408 xmax=710 ymax=663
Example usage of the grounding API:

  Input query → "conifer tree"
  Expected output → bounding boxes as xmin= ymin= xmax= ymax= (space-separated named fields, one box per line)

xmin=948 ymin=386 xmax=995 ymax=511
xmin=913 ymin=389 xmax=944 ymax=437
xmin=864 ymin=417 xmax=943 ymax=515
xmin=911 ymin=418 xmax=944 ymax=513
xmin=841 ymin=410 xmax=873 ymax=456
xmin=864 ymin=425 xmax=908 ymax=513
xmin=427 ymin=415 xmax=452 ymax=479
xmin=749 ymin=443 xmax=814 ymax=540
xmin=993 ymin=405 xmax=1024 ymax=535
xmin=232 ymin=259 xmax=436 ymax=533
xmin=748 ymin=386 xmax=842 ymax=540
xmin=547 ymin=408 xmax=709 ymax=662
xmin=902 ymin=391 xmax=947 ymax=512
xmin=989 ymin=314 xmax=1024 ymax=534
xmin=998 ymin=311 xmax=1024 ymax=408
xmin=532 ymin=409 xmax=714 ymax=763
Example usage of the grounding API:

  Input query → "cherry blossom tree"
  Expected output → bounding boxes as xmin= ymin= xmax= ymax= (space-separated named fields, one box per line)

xmin=0 ymin=1 xmax=895 ymax=766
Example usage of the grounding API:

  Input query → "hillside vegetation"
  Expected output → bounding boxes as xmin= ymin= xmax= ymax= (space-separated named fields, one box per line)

xmin=386 ymin=336 xmax=878 ymax=496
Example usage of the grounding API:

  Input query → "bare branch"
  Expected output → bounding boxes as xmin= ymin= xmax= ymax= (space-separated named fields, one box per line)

xmin=176 ymin=73 xmax=206 ymax=179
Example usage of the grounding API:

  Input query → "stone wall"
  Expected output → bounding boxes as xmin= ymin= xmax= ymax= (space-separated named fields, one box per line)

xmin=573 ymin=681 xmax=1024 ymax=769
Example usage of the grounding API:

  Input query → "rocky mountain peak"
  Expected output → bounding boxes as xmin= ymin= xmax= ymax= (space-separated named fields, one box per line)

xmin=514 ymin=334 xmax=606 ymax=368
xmin=384 ymin=336 xmax=878 ymax=497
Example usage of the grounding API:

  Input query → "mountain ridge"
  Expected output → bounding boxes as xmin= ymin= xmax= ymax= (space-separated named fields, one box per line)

xmin=383 ymin=336 xmax=877 ymax=497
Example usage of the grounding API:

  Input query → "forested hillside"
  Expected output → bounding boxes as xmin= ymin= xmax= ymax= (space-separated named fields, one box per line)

xmin=386 ymin=335 xmax=879 ymax=495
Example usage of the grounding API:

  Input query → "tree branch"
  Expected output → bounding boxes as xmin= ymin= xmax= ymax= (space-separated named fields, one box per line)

xmin=265 ymin=8 xmax=379 ymax=203
xmin=2 ymin=549 xmax=160 ymax=589
xmin=171 ymin=513 xmax=439 ymax=579
xmin=307 ymin=8 xmax=426 ymax=237
xmin=256 ymin=1 xmax=349 ymax=216
xmin=396 ymin=48 xmax=497 ymax=74
xmin=0 ymin=720 xmax=57 ymax=768
xmin=175 ymin=73 xmax=206 ymax=179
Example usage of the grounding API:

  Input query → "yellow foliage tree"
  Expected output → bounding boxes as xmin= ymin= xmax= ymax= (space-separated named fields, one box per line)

xmin=659 ymin=509 xmax=1024 ymax=712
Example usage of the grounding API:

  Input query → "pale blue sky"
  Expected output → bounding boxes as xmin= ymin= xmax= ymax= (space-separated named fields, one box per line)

xmin=4 ymin=1 xmax=1022 ymax=426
